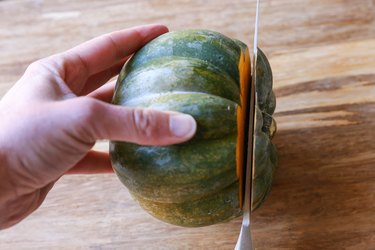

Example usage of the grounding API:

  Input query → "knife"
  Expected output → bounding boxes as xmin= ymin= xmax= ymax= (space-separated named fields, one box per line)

xmin=234 ymin=0 xmax=260 ymax=249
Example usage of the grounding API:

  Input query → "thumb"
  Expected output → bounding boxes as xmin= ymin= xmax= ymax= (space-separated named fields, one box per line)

xmin=70 ymin=97 xmax=197 ymax=146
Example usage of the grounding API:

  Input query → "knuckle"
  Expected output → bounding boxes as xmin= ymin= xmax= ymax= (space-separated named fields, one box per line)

xmin=80 ymin=98 xmax=102 ymax=123
xmin=25 ymin=58 xmax=60 ymax=77
xmin=132 ymin=109 xmax=156 ymax=138
xmin=73 ymin=98 xmax=104 ymax=142
xmin=26 ymin=60 xmax=44 ymax=74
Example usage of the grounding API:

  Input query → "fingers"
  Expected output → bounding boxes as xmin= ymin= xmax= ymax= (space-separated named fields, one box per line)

xmin=68 ymin=98 xmax=197 ymax=146
xmin=79 ymin=57 xmax=127 ymax=96
xmin=59 ymin=24 xmax=168 ymax=92
xmin=67 ymin=24 xmax=168 ymax=75
xmin=66 ymin=151 xmax=113 ymax=174
xmin=88 ymin=80 xmax=116 ymax=103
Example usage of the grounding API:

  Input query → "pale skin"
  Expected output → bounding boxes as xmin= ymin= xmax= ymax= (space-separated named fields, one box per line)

xmin=0 ymin=24 xmax=196 ymax=229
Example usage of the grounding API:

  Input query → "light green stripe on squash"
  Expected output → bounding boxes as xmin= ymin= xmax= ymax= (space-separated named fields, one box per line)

xmin=116 ymin=56 xmax=240 ymax=104
xmin=132 ymin=181 xmax=242 ymax=227
xmin=111 ymin=134 xmax=237 ymax=203
xmin=122 ymin=30 xmax=244 ymax=84
xmin=122 ymin=92 xmax=238 ymax=140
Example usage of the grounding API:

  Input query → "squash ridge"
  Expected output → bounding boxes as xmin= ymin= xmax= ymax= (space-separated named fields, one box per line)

xmin=118 ymin=56 xmax=241 ymax=104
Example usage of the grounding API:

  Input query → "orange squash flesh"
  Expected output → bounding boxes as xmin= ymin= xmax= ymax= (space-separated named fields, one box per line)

xmin=236 ymin=47 xmax=251 ymax=208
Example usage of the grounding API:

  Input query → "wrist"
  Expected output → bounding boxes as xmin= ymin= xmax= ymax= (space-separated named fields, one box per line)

xmin=0 ymin=146 xmax=26 ymax=229
xmin=0 ymin=148 xmax=12 ymax=203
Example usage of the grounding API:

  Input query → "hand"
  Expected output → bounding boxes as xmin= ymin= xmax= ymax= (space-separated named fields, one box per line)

xmin=0 ymin=24 xmax=196 ymax=229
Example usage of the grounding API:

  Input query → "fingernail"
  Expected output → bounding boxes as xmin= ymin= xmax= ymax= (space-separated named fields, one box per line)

xmin=169 ymin=114 xmax=196 ymax=138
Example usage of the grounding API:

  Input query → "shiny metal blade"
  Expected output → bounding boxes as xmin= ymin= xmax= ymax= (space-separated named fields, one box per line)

xmin=234 ymin=0 xmax=260 ymax=249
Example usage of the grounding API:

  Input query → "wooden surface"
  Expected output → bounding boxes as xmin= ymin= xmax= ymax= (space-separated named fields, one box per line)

xmin=1 ymin=0 xmax=375 ymax=249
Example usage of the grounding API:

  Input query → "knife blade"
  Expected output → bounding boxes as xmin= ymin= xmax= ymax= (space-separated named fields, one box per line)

xmin=250 ymin=0 xmax=259 ymax=214
xmin=234 ymin=0 xmax=260 ymax=249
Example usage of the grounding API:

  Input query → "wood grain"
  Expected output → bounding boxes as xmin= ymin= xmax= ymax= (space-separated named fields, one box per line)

xmin=1 ymin=0 xmax=374 ymax=249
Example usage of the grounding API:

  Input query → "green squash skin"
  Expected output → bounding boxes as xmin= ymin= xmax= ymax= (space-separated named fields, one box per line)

xmin=253 ymin=48 xmax=278 ymax=210
xmin=112 ymin=135 xmax=237 ymax=204
xmin=132 ymin=181 xmax=242 ymax=227
xmin=121 ymin=92 xmax=238 ymax=140
xmin=118 ymin=56 xmax=240 ymax=104
xmin=110 ymin=30 xmax=277 ymax=227
xmin=121 ymin=30 xmax=245 ymax=84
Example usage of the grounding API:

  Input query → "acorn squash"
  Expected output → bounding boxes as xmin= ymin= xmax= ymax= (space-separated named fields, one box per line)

xmin=110 ymin=30 xmax=277 ymax=227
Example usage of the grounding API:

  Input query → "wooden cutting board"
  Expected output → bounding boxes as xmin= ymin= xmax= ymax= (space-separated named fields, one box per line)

xmin=0 ymin=0 xmax=374 ymax=249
